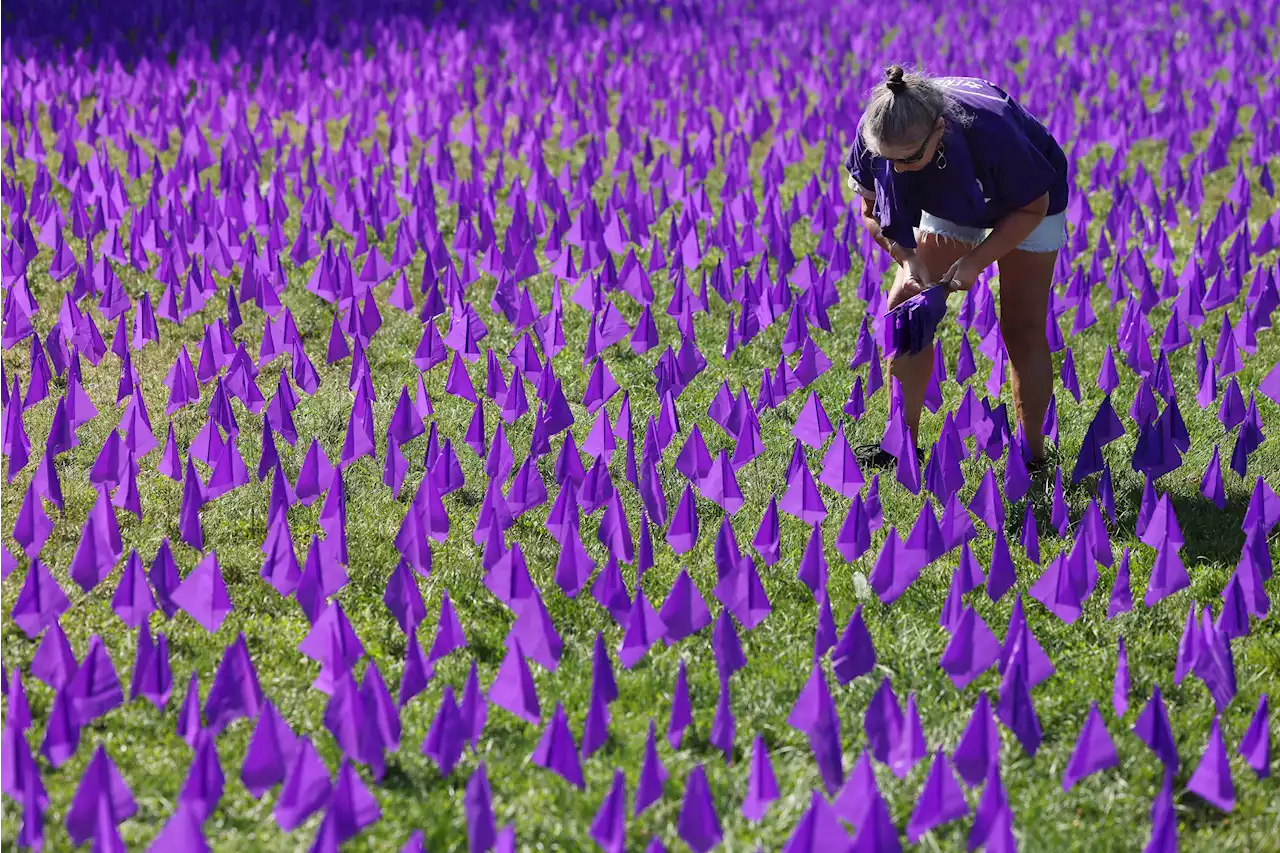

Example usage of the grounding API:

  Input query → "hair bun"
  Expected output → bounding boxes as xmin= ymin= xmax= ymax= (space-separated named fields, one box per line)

xmin=884 ymin=65 xmax=907 ymax=94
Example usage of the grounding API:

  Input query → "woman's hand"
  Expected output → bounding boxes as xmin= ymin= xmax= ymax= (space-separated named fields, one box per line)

xmin=903 ymin=254 xmax=932 ymax=289
xmin=887 ymin=273 xmax=925 ymax=310
xmin=938 ymin=254 xmax=986 ymax=291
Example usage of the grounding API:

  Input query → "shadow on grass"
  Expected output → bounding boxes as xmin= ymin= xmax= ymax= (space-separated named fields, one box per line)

xmin=1007 ymin=460 xmax=1249 ymax=568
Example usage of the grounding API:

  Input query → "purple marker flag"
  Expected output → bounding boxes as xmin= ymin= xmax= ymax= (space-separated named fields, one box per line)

xmin=204 ymin=633 xmax=263 ymax=733
xmin=677 ymin=764 xmax=722 ymax=853
xmin=742 ymin=734 xmax=778 ymax=821
xmin=1133 ymin=686 xmax=1179 ymax=771
xmin=634 ymin=720 xmax=668 ymax=816
xmin=1063 ymin=702 xmax=1118 ymax=790
xmin=831 ymin=605 xmax=876 ymax=685
xmin=1238 ymin=694 xmax=1270 ymax=778
xmin=173 ymin=551 xmax=233 ymax=634
xmin=788 ymin=662 xmax=845 ymax=792
xmin=952 ymin=691 xmax=999 ymax=787
xmin=530 ymin=702 xmax=585 ymax=789
xmin=487 ymin=640 xmax=540 ymax=726
xmin=276 ymin=737 xmax=331 ymax=831
xmin=465 ymin=763 xmax=498 ymax=853
xmin=907 ymin=750 xmax=969 ymax=843
xmin=590 ymin=770 xmax=627 ymax=853
xmin=1145 ymin=770 xmax=1178 ymax=853
xmin=848 ymin=786 xmax=901 ymax=853
xmin=242 ymin=701 xmax=298 ymax=799
xmin=1186 ymin=717 xmax=1234 ymax=811
xmin=66 ymin=744 xmax=136 ymax=846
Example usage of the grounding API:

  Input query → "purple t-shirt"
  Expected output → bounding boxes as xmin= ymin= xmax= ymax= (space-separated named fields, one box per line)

xmin=844 ymin=77 xmax=1069 ymax=249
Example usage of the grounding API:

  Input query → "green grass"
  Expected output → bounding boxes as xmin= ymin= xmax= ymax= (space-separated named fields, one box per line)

xmin=4 ymin=30 xmax=1280 ymax=853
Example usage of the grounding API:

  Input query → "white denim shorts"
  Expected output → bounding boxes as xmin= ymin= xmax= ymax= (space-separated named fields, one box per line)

xmin=916 ymin=210 xmax=1067 ymax=253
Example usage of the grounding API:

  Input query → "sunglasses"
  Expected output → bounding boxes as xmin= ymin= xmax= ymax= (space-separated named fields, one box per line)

xmin=884 ymin=118 xmax=941 ymax=165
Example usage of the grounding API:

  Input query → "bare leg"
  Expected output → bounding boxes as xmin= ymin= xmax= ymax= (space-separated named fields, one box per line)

xmin=997 ymin=247 xmax=1058 ymax=462
xmin=885 ymin=235 xmax=972 ymax=446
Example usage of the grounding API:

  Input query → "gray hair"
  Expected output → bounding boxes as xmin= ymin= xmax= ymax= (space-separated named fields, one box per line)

xmin=861 ymin=65 xmax=971 ymax=154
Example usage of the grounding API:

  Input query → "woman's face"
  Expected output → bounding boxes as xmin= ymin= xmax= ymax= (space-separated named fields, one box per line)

xmin=878 ymin=117 xmax=946 ymax=173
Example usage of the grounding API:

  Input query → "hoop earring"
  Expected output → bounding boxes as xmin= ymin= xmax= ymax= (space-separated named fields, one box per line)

xmin=935 ymin=141 xmax=947 ymax=170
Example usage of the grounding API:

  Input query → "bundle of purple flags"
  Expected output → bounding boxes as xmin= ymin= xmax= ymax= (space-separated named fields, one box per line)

xmin=884 ymin=285 xmax=951 ymax=357
xmin=2 ymin=0 xmax=1280 ymax=850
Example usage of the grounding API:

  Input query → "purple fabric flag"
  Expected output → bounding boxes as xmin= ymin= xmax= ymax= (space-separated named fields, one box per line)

xmin=323 ymin=759 xmax=381 ymax=842
xmin=1108 ymin=547 xmax=1134 ymax=618
xmin=590 ymin=770 xmax=627 ymax=853
xmin=753 ymin=496 xmax=782 ymax=565
xmin=619 ymin=588 xmax=665 ymax=669
xmin=276 ymin=736 xmax=331 ymax=831
xmin=32 ymin=622 xmax=76 ymax=691
xmin=660 ymin=568 xmax=712 ymax=644
xmin=67 ymin=635 xmax=123 ymax=725
xmin=1133 ymin=685 xmax=1179 ymax=771
xmin=832 ymin=749 xmax=878 ymax=829
xmin=787 ymin=662 xmax=844 ymax=792
xmin=939 ymin=606 xmax=1000 ymax=689
xmin=709 ymin=673 xmax=736 ymax=760
xmin=66 ymin=744 xmax=136 ymax=846
xmin=1186 ymin=717 xmax=1234 ymax=811
xmin=907 ymin=750 xmax=969 ymax=843
xmin=530 ymin=702 xmax=585 ymax=789
xmin=819 ymin=424 xmax=864 ymax=497
xmin=952 ymin=691 xmax=998 ymax=787
xmin=487 ymin=639 xmax=540 ymax=726
xmin=11 ymin=558 xmax=70 ymax=638
xmin=660 ymin=657 xmax=693 ymax=750
xmin=793 ymin=391 xmax=833 ymax=448
xmin=508 ymin=592 xmax=562 ymax=672
xmin=465 ymin=763 xmax=498 ymax=853
xmin=831 ymin=605 xmax=876 ymax=685
xmin=173 ymin=551 xmax=233 ymax=634
xmin=969 ymin=766 xmax=1013 ymax=853
xmin=713 ymin=555 xmax=771 ymax=631
xmin=1145 ymin=771 xmax=1178 ymax=853
xmin=848 ymin=787 xmax=901 ymax=853
xmin=1063 ymin=702 xmax=1118 ymax=790
xmin=886 ymin=284 xmax=948 ymax=357
xmin=997 ymin=627 xmax=1043 ymax=757
xmin=204 ymin=633 xmax=263 ymax=733
xmin=779 ymin=456 xmax=827 ymax=525
xmin=797 ymin=523 xmax=828 ymax=596
xmin=242 ymin=701 xmax=298 ymax=799
xmin=635 ymin=719 xmax=668 ymax=816
xmin=179 ymin=732 xmax=225 ymax=822
xmin=677 ymin=764 xmax=722 ymax=853
xmin=742 ymin=734 xmax=778 ymax=821
xmin=111 ymin=550 xmax=156 ymax=628
xmin=1238 ymin=694 xmax=1270 ymax=778
xmin=869 ymin=527 xmax=924 ymax=605
xmin=1114 ymin=636 xmax=1130 ymax=717
xmin=985 ymin=529 xmax=1017 ymax=603
xmin=428 ymin=592 xmax=468 ymax=664
xmin=667 ymin=483 xmax=700 ymax=554
xmin=864 ymin=677 xmax=905 ymax=771
xmin=147 ymin=806 xmax=209 ymax=853
xmin=422 ymin=686 xmax=467 ymax=777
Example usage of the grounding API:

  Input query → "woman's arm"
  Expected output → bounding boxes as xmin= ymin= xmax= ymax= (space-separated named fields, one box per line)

xmin=858 ymin=193 xmax=920 ymax=265
xmin=858 ymin=194 xmax=932 ymax=287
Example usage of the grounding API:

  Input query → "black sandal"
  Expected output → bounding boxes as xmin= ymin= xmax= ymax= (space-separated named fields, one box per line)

xmin=853 ymin=443 xmax=923 ymax=470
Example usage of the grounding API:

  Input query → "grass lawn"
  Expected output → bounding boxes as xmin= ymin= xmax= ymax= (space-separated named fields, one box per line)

xmin=2 ymin=2 xmax=1279 ymax=852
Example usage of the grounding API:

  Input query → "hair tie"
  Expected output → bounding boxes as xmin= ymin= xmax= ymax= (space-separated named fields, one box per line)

xmin=884 ymin=65 xmax=906 ymax=94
